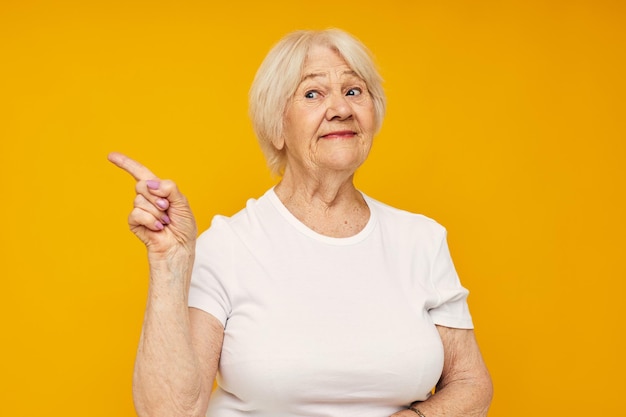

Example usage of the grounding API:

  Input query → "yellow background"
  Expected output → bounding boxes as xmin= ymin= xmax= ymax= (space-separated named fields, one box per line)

xmin=2 ymin=0 xmax=624 ymax=415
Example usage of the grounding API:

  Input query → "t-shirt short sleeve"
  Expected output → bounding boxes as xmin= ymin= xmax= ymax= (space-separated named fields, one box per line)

xmin=426 ymin=229 xmax=473 ymax=329
xmin=188 ymin=217 xmax=232 ymax=327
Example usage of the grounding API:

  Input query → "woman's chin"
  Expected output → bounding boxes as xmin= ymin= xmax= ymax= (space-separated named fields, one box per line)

xmin=318 ymin=155 xmax=368 ymax=174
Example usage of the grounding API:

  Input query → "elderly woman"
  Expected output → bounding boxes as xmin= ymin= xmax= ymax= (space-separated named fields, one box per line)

xmin=109 ymin=29 xmax=493 ymax=417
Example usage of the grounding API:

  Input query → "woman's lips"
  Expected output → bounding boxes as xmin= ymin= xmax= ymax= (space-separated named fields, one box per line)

xmin=320 ymin=130 xmax=356 ymax=139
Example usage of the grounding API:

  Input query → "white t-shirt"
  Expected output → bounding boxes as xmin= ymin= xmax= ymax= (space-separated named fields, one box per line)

xmin=189 ymin=188 xmax=473 ymax=417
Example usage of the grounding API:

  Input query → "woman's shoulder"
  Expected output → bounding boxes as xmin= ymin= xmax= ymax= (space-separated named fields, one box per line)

xmin=197 ymin=188 xmax=276 ymax=241
xmin=363 ymin=194 xmax=448 ymax=237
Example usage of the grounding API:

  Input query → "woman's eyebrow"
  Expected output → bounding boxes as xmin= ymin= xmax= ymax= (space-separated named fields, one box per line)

xmin=300 ymin=70 xmax=360 ymax=82
xmin=301 ymin=72 xmax=327 ymax=82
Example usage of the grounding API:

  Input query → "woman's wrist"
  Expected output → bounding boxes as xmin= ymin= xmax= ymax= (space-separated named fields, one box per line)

xmin=408 ymin=403 xmax=426 ymax=417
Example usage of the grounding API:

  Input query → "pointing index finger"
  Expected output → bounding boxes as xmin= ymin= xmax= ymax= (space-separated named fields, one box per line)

xmin=107 ymin=152 xmax=157 ymax=181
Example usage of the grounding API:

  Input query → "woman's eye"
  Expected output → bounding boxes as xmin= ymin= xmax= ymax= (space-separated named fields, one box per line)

xmin=346 ymin=87 xmax=362 ymax=96
xmin=305 ymin=90 xmax=319 ymax=99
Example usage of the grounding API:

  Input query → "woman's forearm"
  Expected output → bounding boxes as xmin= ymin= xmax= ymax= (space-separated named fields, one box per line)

xmin=391 ymin=375 xmax=492 ymax=417
xmin=413 ymin=374 xmax=493 ymax=417
xmin=133 ymin=252 xmax=209 ymax=417
xmin=392 ymin=327 xmax=493 ymax=417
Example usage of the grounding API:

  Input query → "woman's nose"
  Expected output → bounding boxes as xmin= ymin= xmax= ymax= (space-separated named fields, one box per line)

xmin=325 ymin=92 xmax=352 ymax=121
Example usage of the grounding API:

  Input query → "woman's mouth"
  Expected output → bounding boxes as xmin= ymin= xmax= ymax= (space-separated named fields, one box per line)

xmin=320 ymin=130 xmax=357 ymax=139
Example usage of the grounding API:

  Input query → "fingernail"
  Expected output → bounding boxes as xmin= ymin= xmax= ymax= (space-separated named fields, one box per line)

xmin=161 ymin=214 xmax=171 ymax=224
xmin=146 ymin=180 xmax=160 ymax=190
xmin=156 ymin=198 xmax=169 ymax=209
xmin=154 ymin=221 xmax=164 ymax=230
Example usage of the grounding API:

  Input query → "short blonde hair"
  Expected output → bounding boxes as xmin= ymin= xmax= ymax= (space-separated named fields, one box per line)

xmin=249 ymin=29 xmax=386 ymax=175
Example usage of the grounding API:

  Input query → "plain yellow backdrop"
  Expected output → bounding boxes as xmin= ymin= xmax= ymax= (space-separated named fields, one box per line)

xmin=2 ymin=0 xmax=624 ymax=415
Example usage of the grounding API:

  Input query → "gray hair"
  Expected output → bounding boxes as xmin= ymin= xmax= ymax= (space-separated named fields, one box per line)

xmin=249 ymin=29 xmax=386 ymax=175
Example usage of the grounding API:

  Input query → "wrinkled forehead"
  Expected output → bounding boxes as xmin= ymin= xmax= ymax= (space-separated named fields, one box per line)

xmin=300 ymin=44 xmax=362 ymax=82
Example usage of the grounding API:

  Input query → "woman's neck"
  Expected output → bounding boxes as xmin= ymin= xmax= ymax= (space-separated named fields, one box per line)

xmin=274 ymin=169 xmax=370 ymax=238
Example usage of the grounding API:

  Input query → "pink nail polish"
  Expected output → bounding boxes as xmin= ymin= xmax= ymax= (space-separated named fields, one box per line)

xmin=156 ymin=199 xmax=168 ymax=209
xmin=154 ymin=221 xmax=164 ymax=230
xmin=161 ymin=214 xmax=171 ymax=224
xmin=146 ymin=180 xmax=160 ymax=190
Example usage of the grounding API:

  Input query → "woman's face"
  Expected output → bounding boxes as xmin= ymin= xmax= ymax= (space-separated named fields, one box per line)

xmin=278 ymin=45 xmax=377 ymax=178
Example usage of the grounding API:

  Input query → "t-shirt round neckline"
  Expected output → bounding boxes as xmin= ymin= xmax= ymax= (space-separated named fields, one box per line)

xmin=266 ymin=187 xmax=377 ymax=246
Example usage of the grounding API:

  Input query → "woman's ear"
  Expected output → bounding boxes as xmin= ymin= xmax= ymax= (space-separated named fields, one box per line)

xmin=271 ymin=136 xmax=285 ymax=151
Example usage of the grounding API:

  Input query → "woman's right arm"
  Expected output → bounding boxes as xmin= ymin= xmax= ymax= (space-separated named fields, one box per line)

xmin=108 ymin=152 xmax=224 ymax=417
